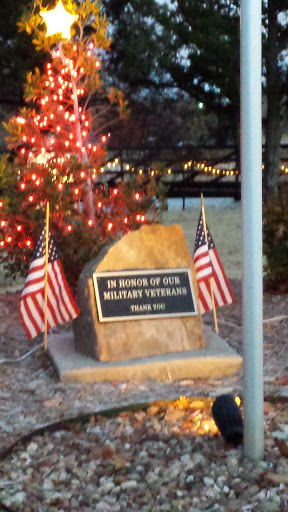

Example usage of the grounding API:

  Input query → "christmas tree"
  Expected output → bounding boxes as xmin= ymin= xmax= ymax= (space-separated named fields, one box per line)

xmin=0 ymin=0 xmax=162 ymax=290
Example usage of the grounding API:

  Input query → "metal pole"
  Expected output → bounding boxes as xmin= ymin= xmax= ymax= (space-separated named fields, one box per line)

xmin=240 ymin=0 xmax=264 ymax=460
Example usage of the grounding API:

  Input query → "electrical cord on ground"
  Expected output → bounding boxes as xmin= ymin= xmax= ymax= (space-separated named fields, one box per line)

xmin=0 ymin=342 xmax=44 ymax=364
xmin=0 ymin=314 xmax=288 ymax=365
xmin=263 ymin=315 xmax=288 ymax=324
xmin=213 ymin=315 xmax=288 ymax=330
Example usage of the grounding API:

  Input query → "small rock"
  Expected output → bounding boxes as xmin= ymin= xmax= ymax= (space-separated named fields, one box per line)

xmin=257 ymin=460 xmax=269 ymax=469
xmin=226 ymin=456 xmax=240 ymax=477
xmin=121 ymin=480 xmax=138 ymax=491
xmin=58 ymin=470 xmax=67 ymax=482
xmin=145 ymin=471 xmax=159 ymax=486
xmin=264 ymin=402 xmax=275 ymax=414
xmin=243 ymin=483 xmax=260 ymax=497
xmin=146 ymin=405 xmax=160 ymax=416
xmin=203 ymin=477 xmax=215 ymax=486
xmin=279 ymin=387 xmax=288 ymax=397
xmin=100 ymin=481 xmax=115 ymax=494
xmin=255 ymin=490 xmax=268 ymax=501
xmin=271 ymin=430 xmax=288 ymax=441
xmin=247 ymin=466 xmax=266 ymax=481
xmin=153 ymin=465 xmax=162 ymax=476
xmin=111 ymin=485 xmax=121 ymax=495
xmin=26 ymin=442 xmax=38 ymax=455
xmin=214 ymin=387 xmax=234 ymax=396
xmin=43 ymin=479 xmax=54 ymax=491
xmin=95 ymin=501 xmax=112 ymax=511
xmin=225 ymin=499 xmax=246 ymax=512
xmin=216 ymin=475 xmax=227 ymax=488
xmin=276 ymin=439 xmax=288 ymax=458
xmin=134 ymin=411 xmax=146 ymax=422
xmin=149 ymin=416 xmax=162 ymax=432
xmin=181 ymin=453 xmax=192 ymax=467
xmin=71 ymin=478 xmax=80 ymax=488
xmin=104 ymin=440 xmax=116 ymax=452
xmin=185 ymin=475 xmax=194 ymax=490
xmin=205 ymin=486 xmax=220 ymax=499
xmin=126 ymin=471 xmax=141 ymax=481
xmin=261 ymin=502 xmax=281 ymax=512
xmin=231 ymin=477 xmax=246 ymax=494
xmin=114 ymin=475 xmax=127 ymax=485
xmin=164 ymin=461 xmax=181 ymax=479
xmin=110 ymin=505 xmax=121 ymax=512
xmin=164 ymin=408 xmax=186 ymax=422
xmin=103 ymin=495 xmax=117 ymax=504
xmin=192 ymin=453 xmax=206 ymax=466
xmin=135 ymin=465 xmax=145 ymax=474
xmin=265 ymin=472 xmax=288 ymax=485
xmin=12 ymin=491 xmax=26 ymax=504
xmin=19 ymin=452 xmax=31 ymax=463
xmin=179 ymin=379 xmax=194 ymax=386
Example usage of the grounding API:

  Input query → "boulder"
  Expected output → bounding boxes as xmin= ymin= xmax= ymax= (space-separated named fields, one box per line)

xmin=73 ymin=224 xmax=205 ymax=361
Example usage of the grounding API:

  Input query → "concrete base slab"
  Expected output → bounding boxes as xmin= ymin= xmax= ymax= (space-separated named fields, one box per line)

xmin=48 ymin=324 xmax=242 ymax=383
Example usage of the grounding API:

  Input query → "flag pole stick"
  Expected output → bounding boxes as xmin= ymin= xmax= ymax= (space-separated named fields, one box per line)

xmin=200 ymin=193 xmax=219 ymax=333
xmin=44 ymin=201 xmax=49 ymax=350
xmin=210 ymin=283 xmax=219 ymax=333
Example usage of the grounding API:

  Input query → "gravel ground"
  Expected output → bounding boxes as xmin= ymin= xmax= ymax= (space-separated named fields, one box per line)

xmin=1 ymin=398 xmax=288 ymax=512
xmin=0 ymin=204 xmax=288 ymax=511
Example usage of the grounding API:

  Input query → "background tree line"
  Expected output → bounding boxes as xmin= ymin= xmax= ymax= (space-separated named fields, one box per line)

xmin=1 ymin=0 xmax=288 ymax=200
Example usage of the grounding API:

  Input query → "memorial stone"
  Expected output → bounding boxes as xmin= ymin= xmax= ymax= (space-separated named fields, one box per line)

xmin=73 ymin=224 xmax=205 ymax=361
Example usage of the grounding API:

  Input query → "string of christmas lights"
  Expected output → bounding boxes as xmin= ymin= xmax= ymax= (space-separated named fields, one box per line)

xmin=101 ymin=158 xmax=288 ymax=177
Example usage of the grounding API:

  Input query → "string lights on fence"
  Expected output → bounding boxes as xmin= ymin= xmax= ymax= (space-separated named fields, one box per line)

xmin=101 ymin=158 xmax=239 ymax=177
xmin=2 ymin=146 xmax=288 ymax=251
xmin=101 ymin=158 xmax=288 ymax=178
xmin=281 ymin=165 xmax=288 ymax=174
xmin=183 ymin=161 xmax=239 ymax=177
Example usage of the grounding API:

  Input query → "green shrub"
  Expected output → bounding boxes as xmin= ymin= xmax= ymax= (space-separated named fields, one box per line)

xmin=263 ymin=192 xmax=288 ymax=293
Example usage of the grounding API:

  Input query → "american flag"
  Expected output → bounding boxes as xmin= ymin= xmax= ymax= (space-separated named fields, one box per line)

xmin=194 ymin=211 xmax=235 ymax=314
xmin=20 ymin=225 xmax=80 ymax=339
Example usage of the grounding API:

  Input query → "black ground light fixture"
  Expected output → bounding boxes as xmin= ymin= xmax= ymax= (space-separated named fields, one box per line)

xmin=212 ymin=394 xmax=243 ymax=446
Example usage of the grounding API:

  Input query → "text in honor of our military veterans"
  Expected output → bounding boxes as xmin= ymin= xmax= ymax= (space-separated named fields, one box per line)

xmin=93 ymin=268 xmax=197 ymax=322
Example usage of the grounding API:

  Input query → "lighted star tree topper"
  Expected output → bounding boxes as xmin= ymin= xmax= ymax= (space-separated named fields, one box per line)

xmin=40 ymin=1 xmax=78 ymax=39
